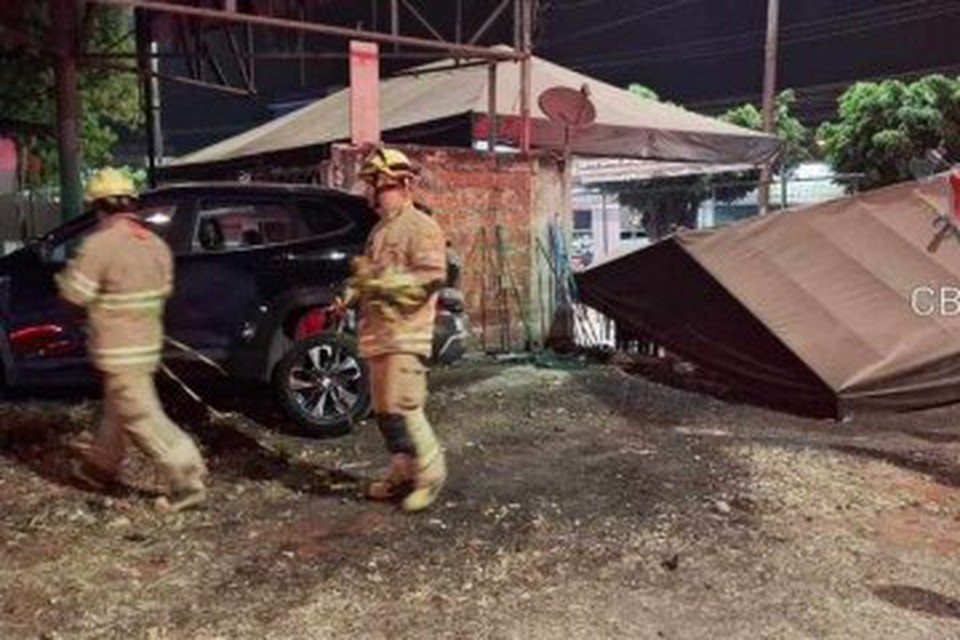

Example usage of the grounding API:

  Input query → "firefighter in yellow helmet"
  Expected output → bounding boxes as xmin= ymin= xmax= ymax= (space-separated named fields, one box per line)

xmin=60 ymin=168 xmax=207 ymax=513
xmin=343 ymin=148 xmax=448 ymax=512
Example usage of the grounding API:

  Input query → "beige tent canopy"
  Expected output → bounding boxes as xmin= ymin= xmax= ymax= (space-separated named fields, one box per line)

xmin=172 ymin=47 xmax=779 ymax=169
xmin=577 ymin=174 xmax=960 ymax=419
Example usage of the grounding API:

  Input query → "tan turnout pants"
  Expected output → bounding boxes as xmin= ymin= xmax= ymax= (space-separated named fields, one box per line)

xmin=86 ymin=371 xmax=207 ymax=493
xmin=368 ymin=354 xmax=442 ymax=470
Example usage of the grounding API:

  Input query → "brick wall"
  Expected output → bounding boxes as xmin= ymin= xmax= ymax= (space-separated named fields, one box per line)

xmin=325 ymin=144 xmax=566 ymax=353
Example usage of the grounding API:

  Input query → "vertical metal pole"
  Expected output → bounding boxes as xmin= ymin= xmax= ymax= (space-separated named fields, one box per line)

xmin=298 ymin=3 xmax=306 ymax=87
xmin=455 ymin=0 xmax=463 ymax=43
xmin=759 ymin=0 xmax=779 ymax=215
xmin=781 ymin=170 xmax=788 ymax=210
xmin=487 ymin=62 xmax=498 ymax=155
xmin=149 ymin=41 xmax=163 ymax=167
xmin=246 ymin=22 xmax=255 ymax=89
xmin=513 ymin=0 xmax=521 ymax=50
xmin=519 ymin=0 xmax=532 ymax=154
xmin=53 ymin=0 xmax=82 ymax=221
xmin=136 ymin=9 xmax=161 ymax=187
xmin=371 ymin=0 xmax=378 ymax=31
xmin=601 ymin=191 xmax=609 ymax=258
xmin=390 ymin=0 xmax=399 ymax=53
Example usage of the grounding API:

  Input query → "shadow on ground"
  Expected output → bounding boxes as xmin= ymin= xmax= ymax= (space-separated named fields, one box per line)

xmin=873 ymin=585 xmax=960 ymax=620
xmin=0 ymin=379 xmax=361 ymax=503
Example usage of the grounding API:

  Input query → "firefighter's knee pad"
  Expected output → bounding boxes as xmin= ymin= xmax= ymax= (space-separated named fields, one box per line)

xmin=376 ymin=413 xmax=415 ymax=456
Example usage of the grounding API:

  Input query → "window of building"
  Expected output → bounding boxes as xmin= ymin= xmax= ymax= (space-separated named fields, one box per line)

xmin=573 ymin=209 xmax=593 ymax=231
xmin=619 ymin=209 xmax=647 ymax=241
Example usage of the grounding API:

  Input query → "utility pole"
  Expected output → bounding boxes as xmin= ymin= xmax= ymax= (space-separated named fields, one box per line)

xmin=52 ymin=0 xmax=83 ymax=221
xmin=759 ymin=0 xmax=780 ymax=215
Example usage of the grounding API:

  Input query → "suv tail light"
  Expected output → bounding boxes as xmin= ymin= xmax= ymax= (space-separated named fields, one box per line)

xmin=10 ymin=324 xmax=73 ymax=357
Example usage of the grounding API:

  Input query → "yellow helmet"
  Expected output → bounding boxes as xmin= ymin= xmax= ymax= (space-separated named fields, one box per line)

xmin=359 ymin=148 xmax=417 ymax=182
xmin=84 ymin=168 xmax=137 ymax=202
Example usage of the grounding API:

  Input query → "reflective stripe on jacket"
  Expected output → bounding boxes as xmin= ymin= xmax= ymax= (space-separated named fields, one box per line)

xmin=57 ymin=214 xmax=173 ymax=373
xmin=358 ymin=203 xmax=447 ymax=359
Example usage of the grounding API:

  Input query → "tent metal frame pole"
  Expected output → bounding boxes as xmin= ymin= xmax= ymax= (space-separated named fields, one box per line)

xmin=91 ymin=59 xmax=255 ymax=96
xmin=246 ymin=21 xmax=255 ymax=88
xmin=85 ymin=0 xmax=521 ymax=61
xmin=514 ymin=0 xmax=521 ymax=50
xmin=225 ymin=27 xmax=254 ymax=91
xmin=85 ymin=50 xmax=457 ymax=62
xmin=488 ymin=62 xmax=498 ymax=155
xmin=455 ymin=0 xmax=463 ymax=44
xmin=390 ymin=0 xmax=399 ymax=52
xmin=519 ymin=0 xmax=532 ymax=154
xmin=468 ymin=0 xmax=512 ymax=46
xmin=401 ymin=0 xmax=444 ymax=42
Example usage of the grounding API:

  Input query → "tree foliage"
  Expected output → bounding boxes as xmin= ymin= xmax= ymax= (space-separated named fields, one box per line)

xmin=627 ymin=83 xmax=661 ymax=102
xmin=0 ymin=3 xmax=141 ymax=186
xmin=817 ymin=75 xmax=960 ymax=191
xmin=721 ymin=90 xmax=811 ymax=175
xmin=604 ymin=90 xmax=811 ymax=242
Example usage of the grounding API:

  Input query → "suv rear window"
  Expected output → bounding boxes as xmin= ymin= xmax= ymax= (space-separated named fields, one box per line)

xmin=48 ymin=203 xmax=177 ymax=263
xmin=297 ymin=199 xmax=356 ymax=237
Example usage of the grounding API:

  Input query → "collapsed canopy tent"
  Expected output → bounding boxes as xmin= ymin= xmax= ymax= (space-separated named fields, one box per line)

xmin=577 ymin=174 xmax=960 ymax=419
xmin=171 ymin=47 xmax=778 ymax=170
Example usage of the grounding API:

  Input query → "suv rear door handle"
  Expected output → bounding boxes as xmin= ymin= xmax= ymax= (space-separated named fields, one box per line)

xmin=272 ymin=250 xmax=350 ymax=265
xmin=271 ymin=252 xmax=297 ymax=264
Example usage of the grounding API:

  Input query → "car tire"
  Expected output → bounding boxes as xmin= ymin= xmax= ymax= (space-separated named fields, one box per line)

xmin=272 ymin=331 xmax=371 ymax=437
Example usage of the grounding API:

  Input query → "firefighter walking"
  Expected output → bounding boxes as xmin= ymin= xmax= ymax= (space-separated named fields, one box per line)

xmin=60 ymin=168 xmax=207 ymax=512
xmin=344 ymin=148 xmax=448 ymax=512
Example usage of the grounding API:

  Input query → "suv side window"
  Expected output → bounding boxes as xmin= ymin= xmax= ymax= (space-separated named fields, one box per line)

xmin=192 ymin=199 xmax=305 ymax=253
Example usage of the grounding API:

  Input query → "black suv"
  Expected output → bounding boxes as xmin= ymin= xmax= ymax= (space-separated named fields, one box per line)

xmin=0 ymin=183 xmax=469 ymax=434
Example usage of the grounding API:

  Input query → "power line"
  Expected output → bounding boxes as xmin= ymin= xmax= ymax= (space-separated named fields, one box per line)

xmin=577 ymin=5 xmax=960 ymax=69
xmin=564 ymin=1 xmax=960 ymax=69
xmin=560 ymin=0 xmax=942 ymax=64
xmin=687 ymin=62 xmax=960 ymax=113
xmin=541 ymin=0 xmax=703 ymax=47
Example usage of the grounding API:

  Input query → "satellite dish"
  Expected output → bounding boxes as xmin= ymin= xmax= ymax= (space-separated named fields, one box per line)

xmin=538 ymin=84 xmax=596 ymax=129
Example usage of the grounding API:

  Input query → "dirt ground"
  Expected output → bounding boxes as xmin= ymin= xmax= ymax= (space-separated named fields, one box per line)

xmin=3 ymin=359 xmax=960 ymax=639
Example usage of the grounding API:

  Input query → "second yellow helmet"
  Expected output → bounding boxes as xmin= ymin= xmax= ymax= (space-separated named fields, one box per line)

xmin=84 ymin=168 xmax=137 ymax=203
xmin=359 ymin=148 xmax=417 ymax=182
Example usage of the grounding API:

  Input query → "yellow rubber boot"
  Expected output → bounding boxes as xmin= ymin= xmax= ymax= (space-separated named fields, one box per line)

xmin=402 ymin=409 xmax=446 ymax=512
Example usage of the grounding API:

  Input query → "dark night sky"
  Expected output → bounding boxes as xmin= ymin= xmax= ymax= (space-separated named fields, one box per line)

xmin=537 ymin=0 xmax=960 ymax=119
xmin=160 ymin=0 xmax=960 ymax=155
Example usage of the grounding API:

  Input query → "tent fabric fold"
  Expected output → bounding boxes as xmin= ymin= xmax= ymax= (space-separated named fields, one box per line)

xmin=577 ymin=174 xmax=960 ymax=419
